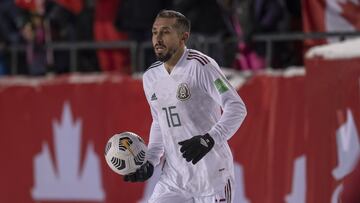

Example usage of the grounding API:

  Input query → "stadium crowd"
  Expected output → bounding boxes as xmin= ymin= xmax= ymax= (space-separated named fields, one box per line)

xmin=0 ymin=0 xmax=302 ymax=76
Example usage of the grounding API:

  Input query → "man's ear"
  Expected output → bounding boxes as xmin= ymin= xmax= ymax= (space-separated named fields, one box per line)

xmin=182 ymin=32 xmax=190 ymax=42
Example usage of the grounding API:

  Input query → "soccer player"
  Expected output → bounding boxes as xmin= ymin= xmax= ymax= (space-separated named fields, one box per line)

xmin=124 ymin=10 xmax=247 ymax=203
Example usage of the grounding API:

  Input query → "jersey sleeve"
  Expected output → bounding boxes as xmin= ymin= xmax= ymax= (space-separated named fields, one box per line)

xmin=143 ymin=76 xmax=164 ymax=166
xmin=199 ymin=62 xmax=247 ymax=145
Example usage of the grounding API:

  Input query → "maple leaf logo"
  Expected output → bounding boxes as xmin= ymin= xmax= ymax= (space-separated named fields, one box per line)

xmin=31 ymin=102 xmax=105 ymax=201
xmin=338 ymin=0 xmax=360 ymax=30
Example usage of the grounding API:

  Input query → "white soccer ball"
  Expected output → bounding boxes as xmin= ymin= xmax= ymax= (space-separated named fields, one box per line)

xmin=104 ymin=132 xmax=147 ymax=175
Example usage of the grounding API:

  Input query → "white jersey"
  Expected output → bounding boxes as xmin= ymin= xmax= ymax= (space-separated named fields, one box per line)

xmin=142 ymin=48 xmax=247 ymax=196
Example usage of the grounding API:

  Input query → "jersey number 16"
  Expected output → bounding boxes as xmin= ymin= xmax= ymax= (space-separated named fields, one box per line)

xmin=162 ymin=106 xmax=181 ymax=127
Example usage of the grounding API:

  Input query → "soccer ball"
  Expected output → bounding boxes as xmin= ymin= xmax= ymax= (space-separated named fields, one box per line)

xmin=104 ymin=132 xmax=147 ymax=175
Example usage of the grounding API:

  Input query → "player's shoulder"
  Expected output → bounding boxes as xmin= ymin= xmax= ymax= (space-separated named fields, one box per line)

xmin=186 ymin=49 xmax=213 ymax=67
xmin=186 ymin=49 xmax=221 ymax=76
xmin=145 ymin=61 xmax=163 ymax=72
xmin=143 ymin=61 xmax=163 ymax=78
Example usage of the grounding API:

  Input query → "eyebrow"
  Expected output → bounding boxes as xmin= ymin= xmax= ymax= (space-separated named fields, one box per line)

xmin=152 ymin=26 xmax=173 ymax=31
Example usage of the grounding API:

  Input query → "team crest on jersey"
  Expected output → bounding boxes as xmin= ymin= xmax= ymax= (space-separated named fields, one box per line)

xmin=176 ymin=83 xmax=191 ymax=101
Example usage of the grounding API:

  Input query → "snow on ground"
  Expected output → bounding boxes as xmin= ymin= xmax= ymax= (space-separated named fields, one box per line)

xmin=306 ymin=37 xmax=360 ymax=59
xmin=0 ymin=67 xmax=305 ymax=91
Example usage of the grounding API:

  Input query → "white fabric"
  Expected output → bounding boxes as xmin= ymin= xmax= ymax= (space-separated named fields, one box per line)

xmin=149 ymin=178 xmax=234 ymax=203
xmin=142 ymin=48 xmax=247 ymax=196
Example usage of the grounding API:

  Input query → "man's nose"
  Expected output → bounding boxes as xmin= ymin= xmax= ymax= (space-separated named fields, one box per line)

xmin=156 ymin=33 xmax=163 ymax=41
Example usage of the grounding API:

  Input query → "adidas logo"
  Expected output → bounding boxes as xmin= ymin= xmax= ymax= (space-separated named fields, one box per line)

xmin=151 ymin=93 xmax=157 ymax=101
xmin=200 ymin=138 xmax=209 ymax=147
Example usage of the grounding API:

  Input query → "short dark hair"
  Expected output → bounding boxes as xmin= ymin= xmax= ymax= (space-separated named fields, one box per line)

xmin=155 ymin=10 xmax=191 ymax=33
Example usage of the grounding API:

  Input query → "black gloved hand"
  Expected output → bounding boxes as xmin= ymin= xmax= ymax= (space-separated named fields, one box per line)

xmin=178 ymin=133 xmax=215 ymax=165
xmin=123 ymin=161 xmax=154 ymax=182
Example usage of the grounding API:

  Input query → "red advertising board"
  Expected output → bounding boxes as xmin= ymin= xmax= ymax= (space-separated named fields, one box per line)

xmin=0 ymin=62 xmax=359 ymax=203
xmin=305 ymin=58 xmax=360 ymax=203
xmin=0 ymin=75 xmax=151 ymax=203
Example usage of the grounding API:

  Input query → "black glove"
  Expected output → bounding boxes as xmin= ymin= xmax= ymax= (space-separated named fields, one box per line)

xmin=178 ymin=133 xmax=215 ymax=165
xmin=123 ymin=161 xmax=154 ymax=182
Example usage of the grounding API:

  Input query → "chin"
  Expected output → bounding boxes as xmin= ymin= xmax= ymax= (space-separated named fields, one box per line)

xmin=156 ymin=53 xmax=171 ymax=62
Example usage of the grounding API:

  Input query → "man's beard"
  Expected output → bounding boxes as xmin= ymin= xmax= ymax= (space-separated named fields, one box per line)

xmin=155 ymin=47 xmax=176 ymax=62
xmin=156 ymin=52 xmax=172 ymax=62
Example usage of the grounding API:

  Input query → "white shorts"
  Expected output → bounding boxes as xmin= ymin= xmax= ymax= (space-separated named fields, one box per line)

xmin=148 ymin=178 xmax=234 ymax=203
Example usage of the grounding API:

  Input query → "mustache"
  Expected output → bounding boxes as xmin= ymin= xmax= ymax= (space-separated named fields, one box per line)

xmin=155 ymin=44 xmax=166 ymax=48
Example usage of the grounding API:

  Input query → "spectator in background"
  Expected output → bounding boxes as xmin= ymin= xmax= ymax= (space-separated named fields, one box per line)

xmin=225 ymin=0 xmax=285 ymax=70
xmin=115 ymin=0 xmax=171 ymax=43
xmin=94 ymin=0 xmax=130 ymax=74
xmin=280 ymin=0 xmax=303 ymax=68
xmin=114 ymin=0 xmax=172 ymax=70
xmin=0 ymin=55 xmax=6 ymax=76
xmin=220 ymin=0 xmax=303 ymax=69
xmin=172 ymin=0 xmax=267 ymax=70
xmin=174 ymin=0 xmax=227 ymax=35
xmin=17 ymin=0 xmax=50 ymax=75
xmin=75 ymin=0 xmax=99 ymax=72
xmin=173 ymin=0 xmax=231 ymax=66
xmin=251 ymin=0 xmax=303 ymax=69
xmin=217 ymin=0 xmax=265 ymax=71
xmin=0 ymin=0 xmax=24 ymax=45
xmin=22 ymin=12 xmax=48 ymax=75
xmin=0 ymin=0 xmax=27 ymax=75
xmin=47 ymin=0 xmax=99 ymax=73
xmin=47 ymin=0 xmax=82 ymax=74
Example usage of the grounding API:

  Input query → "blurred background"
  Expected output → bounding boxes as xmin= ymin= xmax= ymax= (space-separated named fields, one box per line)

xmin=0 ymin=0 xmax=324 ymax=75
xmin=0 ymin=0 xmax=358 ymax=75
xmin=0 ymin=0 xmax=360 ymax=203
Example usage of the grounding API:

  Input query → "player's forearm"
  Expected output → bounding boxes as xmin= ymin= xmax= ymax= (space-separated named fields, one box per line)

xmin=147 ymin=144 xmax=163 ymax=167
xmin=208 ymin=98 xmax=247 ymax=145
xmin=147 ymin=121 xmax=164 ymax=166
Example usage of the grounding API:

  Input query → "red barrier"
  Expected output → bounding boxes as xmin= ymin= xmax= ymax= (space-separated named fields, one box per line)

xmin=305 ymin=57 xmax=360 ymax=203
xmin=230 ymin=74 xmax=306 ymax=203
xmin=0 ymin=74 xmax=151 ymax=203
xmin=0 ymin=64 xmax=359 ymax=202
